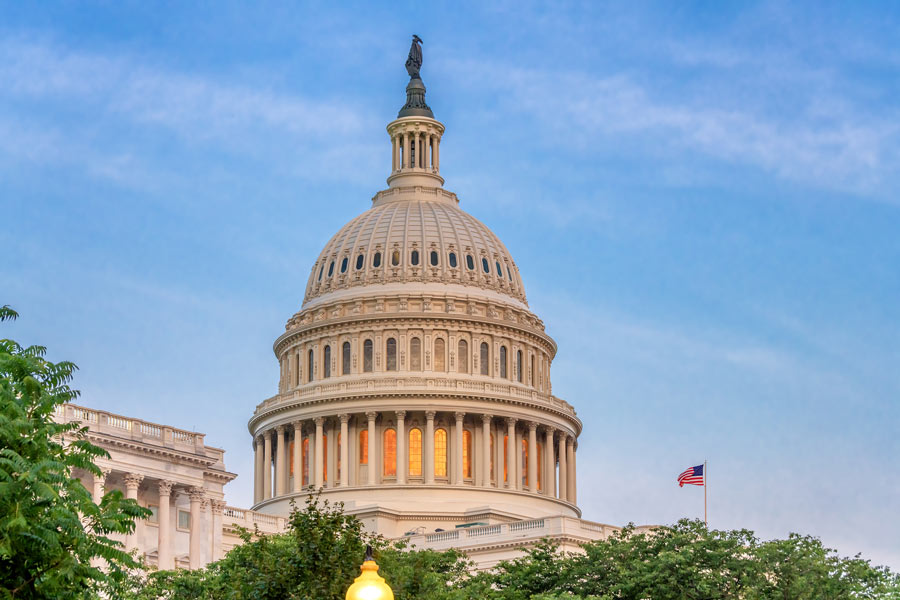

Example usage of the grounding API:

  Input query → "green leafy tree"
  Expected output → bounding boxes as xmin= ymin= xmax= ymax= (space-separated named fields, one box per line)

xmin=0 ymin=306 xmax=149 ymax=599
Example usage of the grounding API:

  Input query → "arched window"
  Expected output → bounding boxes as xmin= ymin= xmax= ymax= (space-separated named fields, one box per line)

xmin=434 ymin=428 xmax=448 ymax=478
xmin=340 ymin=257 xmax=348 ymax=273
xmin=496 ymin=261 xmax=502 ymax=276
xmin=373 ymin=252 xmax=382 ymax=268
xmin=466 ymin=254 xmax=474 ymax=270
xmin=355 ymin=254 xmax=364 ymax=270
xmin=503 ymin=435 xmax=508 ymax=483
xmin=337 ymin=432 xmax=341 ymax=483
xmin=383 ymin=428 xmax=397 ymax=477
xmin=391 ymin=250 xmax=400 ymax=266
xmin=342 ymin=341 xmax=351 ymax=375
xmin=359 ymin=429 xmax=368 ymax=465
xmin=462 ymin=430 xmax=473 ymax=479
xmin=302 ymin=438 xmax=309 ymax=486
xmin=434 ymin=338 xmax=445 ymax=372
xmin=482 ymin=257 xmax=490 ymax=273
xmin=410 ymin=337 xmax=422 ymax=371
xmin=457 ymin=339 xmax=469 ymax=373
xmin=323 ymin=345 xmax=331 ymax=378
xmin=327 ymin=261 xmax=335 ymax=277
xmin=307 ymin=349 xmax=315 ymax=382
xmin=386 ymin=338 xmax=397 ymax=371
xmin=516 ymin=350 xmax=523 ymax=383
xmin=408 ymin=428 xmax=422 ymax=477
xmin=411 ymin=250 xmax=420 ymax=266
xmin=507 ymin=265 xmax=513 ymax=281
xmin=318 ymin=265 xmax=324 ymax=281
xmin=530 ymin=355 xmax=535 ymax=387
xmin=363 ymin=340 xmax=373 ymax=373
xmin=537 ymin=442 xmax=542 ymax=492
xmin=500 ymin=346 xmax=508 ymax=379
xmin=480 ymin=342 xmax=490 ymax=376
xmin=323 ymin=434 xmax=328 ymax=481
xmin=430 ymin=250 xmax=438 ymax=266
xmin=490 ymin=433 xmax=495 ymax=482
xmin=449 ymin=252 xmax=458 ymax=268
xmin=521 ymin=439 xmax=528 ymax=488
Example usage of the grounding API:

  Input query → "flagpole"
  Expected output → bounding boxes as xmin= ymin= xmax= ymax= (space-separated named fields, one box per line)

xmin=704 ymin=460 xmax=708 ymax=527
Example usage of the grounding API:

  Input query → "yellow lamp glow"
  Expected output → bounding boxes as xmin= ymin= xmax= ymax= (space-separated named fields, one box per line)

xmin=345 ymin=546 xmax=394 ymax=600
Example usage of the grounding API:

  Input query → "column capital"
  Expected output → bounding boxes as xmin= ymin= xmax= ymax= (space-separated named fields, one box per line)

xmin=292 ymin=420 xmax=303 ymax=431
xmin=210 ymin=499 xmax=227 ymax=515
xmin=99 ymin=467 xmax=112 ymax=479
xmin=188 ymin=486 xmax=206 ymax=502
xmin=200 ymin=497 xmax=210 ymax=510
xmin=338 ymin=413 xmax=350 ymax=424
xmin=543 ymin=425 xmax=556 ymax=435
xmin=505 ymin=416 xmax=517 ymax=427
xmin=255 ymin=434 xmax=264 ymax=445
xmin=481 ymin=413 xmax=493 ymax=424
xmin=158 ymin=479 xmax=175 ymax=496
xmin=395 ymin=410 xmax=407 ymax=420
xmin=314 ymin=416 xmax=325 ymax=427
xmin=366 ymin=411 xmax=378 ymax=420
xmin=425 ymin=410 xmax=436 ymax=420
xmin=454 ymin=411 xmax=465 ymax=422
xmin=265 ymin=428 xmax=276 ymax=439
xmin=123 ymin=473 xmax=144 ymax=490
xmin=276 ymin=424 xmax=289 ymax=434
xmin=566 ymin=434 xmax=575 ymax=445
xmin=527 ymin=421 xmax=539 ymax=432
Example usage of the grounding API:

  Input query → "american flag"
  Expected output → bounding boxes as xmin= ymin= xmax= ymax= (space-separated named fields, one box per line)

xmin=677 ymin=464 xmax=704 ymax=487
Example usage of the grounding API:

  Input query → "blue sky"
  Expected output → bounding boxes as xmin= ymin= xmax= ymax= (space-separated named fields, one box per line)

xmin=2 ymin=1 xmax=899 ymax=569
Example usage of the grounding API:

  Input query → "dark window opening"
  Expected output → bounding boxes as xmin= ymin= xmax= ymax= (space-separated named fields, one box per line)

xmin=327 ymin=261 xmax=335 ymax=277
xmin=466 ymin=255 xmax=474 ymax=270
xmin=373 ymin=252 xmax=382 ymax=268
xmin=340 ymin=258 xmax=348 ymax=273
xmin=411 ymin=250 xmax=420 ymax=266
xmin=482 ymin=258 xmax=490 ymax=273
xmin=355 ymin=254 xmax=364 ymax=270
xmin=430 ymin=251 xmax=438 ymax=266
xmin=449 ymin=253 xmax=458 ymax=268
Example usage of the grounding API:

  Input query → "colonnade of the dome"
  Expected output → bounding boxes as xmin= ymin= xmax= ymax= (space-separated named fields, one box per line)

xmin=252 ymin=409 xmax=577 ymax=506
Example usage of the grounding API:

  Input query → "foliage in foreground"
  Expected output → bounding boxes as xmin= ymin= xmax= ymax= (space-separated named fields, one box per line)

xmin=0 ymin=306 xmax=149 ymax=599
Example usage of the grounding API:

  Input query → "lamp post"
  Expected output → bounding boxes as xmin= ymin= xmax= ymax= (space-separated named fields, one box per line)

xmin=345 ymin=546 xmax=394 ymax=600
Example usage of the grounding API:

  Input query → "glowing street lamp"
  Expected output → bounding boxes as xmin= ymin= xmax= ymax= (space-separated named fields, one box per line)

xmin=345 ymin=545 xmax=394 ymax=600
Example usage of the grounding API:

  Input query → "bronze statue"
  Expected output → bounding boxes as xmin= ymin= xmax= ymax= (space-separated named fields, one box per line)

xmin=405 ymin=34 xmax=423 ymax=79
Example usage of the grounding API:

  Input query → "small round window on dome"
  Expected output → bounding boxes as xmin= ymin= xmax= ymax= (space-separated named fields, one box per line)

xmin=328 ymin=261 xmax=335 ymax=277
xmin=355 ymin=254 xmax=364 ymax=270
xmin=466 ymin=255 xmax=474 ymax=270
xmin=340 ymin=257 xmax=348 ymax=273
xmin=449 ymin=252 xmax=458 ymax=268
xmin=318 ymin=265 xmax=324 ymax=281
xmin=373 ymin=252 xmax=382 ymax=268
xmin=482 ymin=258 xmax=490 ymax=273
xmin=495 ymin=261 xmax=502 ymax=276
xmin=430 ymin=251 xmax=438 ymax=266
xmin=411 ymin=250 xmax=420 ymax=266
xmin=391 ymin=250 xmax=400 ymax=266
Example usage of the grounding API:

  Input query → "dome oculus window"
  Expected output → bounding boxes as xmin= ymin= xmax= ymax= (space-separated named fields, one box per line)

xmin=507 ymin=266 xmax=513 ymax=280
xmin=318 ymin=265 xmax=324 ymax=281
xmin=327 ymin=261 xmax=335 ymax=277
xmin=340 ymin=258 xmax=348 ymax=273
xmin=449 ymin=252 xmax=458 ymax=268
xmin=411 ymin=250 xmax=420 ymax=266
xmin=495 ymin=261 xmax=502 ymax=276
xmin=355 ymin=254 xmax=364 ymax=270
xmin=466 ymin=254 xmax=475 ymax=270
xmin=391 ymin=250 xmax=400 ymax=266
xmin=373 ymin=252 xmax=382 ymax=268
xmin=430 ymin=250 xmax=438 ymax=266
xmin=481 ymin=257 xmax=490 ymax=273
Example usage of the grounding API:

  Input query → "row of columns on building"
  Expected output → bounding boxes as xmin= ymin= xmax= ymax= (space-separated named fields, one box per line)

xmin=253 ymin=411 xmax=577 ymax=505
xmin=392 ymin=129 xmax=439 ymax=172
xmin=92 ymin=469 xmax=224 ymax=570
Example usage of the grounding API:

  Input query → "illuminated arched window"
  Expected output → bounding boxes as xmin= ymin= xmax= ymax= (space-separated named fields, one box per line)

xmin=434 ymin=428 xmax=448 ymax=478
xmin=408 ymin=428 xmax=422 ymax=477
xmin=289 ymin=440 xmax=295 ymax=476
xmin=457 ymin=339 xmax=469 ymax=373
xmin=302 ymin=438 xmax=309 ymax=486
xmin=500 ymin=346 xmax=508 ymax=379
xmin=462 ymin=430 xmax=473 ymax=479
xmin=308 ymin=349 xmax=314 ymax=382
xmin=480 ymin=342 xmax=490 ymax=376
xmin=359 ymin=430 xmax=368 ymax=465
xmin=521 ymin=438 xmax=528 ymax=488
xmin=383 ymin=428 xmax=397 ymax=477
xmin=363 ymin=340 xmax=373 ymax=373
xmin=386 ymin=338 xmax=397 ymax=371
xmin=434 ymin=338 xmax=445 ymax=372
xmin=490 ymin=433 xmax=495 ymax=482
xmin=410 ymin=337 xmax=422 ymax=371
xmin=342 ymin=341 xmax=351 ymax=375
xmin=537 ymin=442 xmax=542 ymax=491
xmin=323 ymin=345 xmax=331 ymax=378
xmin=503 ymin=435 xmax=509 ymax=483
xmin=516 ymin=350 xmax=522 ymax=383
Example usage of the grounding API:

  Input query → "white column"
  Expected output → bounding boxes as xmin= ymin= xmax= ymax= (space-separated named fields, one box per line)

xmin=366 ymin=412 xmax=377 ymax=485
xmin=293 ymin=422 xmax=303 ymax=493
xmin=92 ymin=468 xmax=110 ymax=504
xmin=210 ymin=500 xmax=225 ymax=561
xmin=544 ymin=428 xmax=555 ymax=497
xmin=528 ymin=422 xmax=538 ymax=493
xmin=188 ymin=487 xmax=205 ymax=569
xmin=558 ymin=434 xmax=568 ymax=502
xmin=569 ymin=439 xmax=577 ymax=504
xmin=253 ymin=436 xmax=263 ymax=503
xmin=275 ymin=425 xmax=287 ymax=496
xmin=157 ymin=480 xmax=175 ymax=570
xmin=424 ymin=410 xmax=436 ymax=484
xmin=396 ymin=411 xmax=406 ymax=484
xmin=454 ymin=412 xmax=465 ymax=485
xmin=314 ymin=417 xmax=325 ymax=488
xmin=481 ymin=414 xmax=492 ymax=488
xmin=263 ymin=431 xmax=272 ymax=500
xmin=404 ymin=132 xmax=411 ymax=169
xmin=434 ymin=135 xmax=440 ymax=171
xmin=339 ymin=414 xmax=350 ymax=487
xmin=505 ymin=418 xmax=516 ymax=490
xmin=124 ymin=474 xmax=144 ymax=552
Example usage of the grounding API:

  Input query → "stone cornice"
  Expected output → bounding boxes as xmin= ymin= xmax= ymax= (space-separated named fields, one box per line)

xmin=74 ymin=431 xmax=225 ymax=471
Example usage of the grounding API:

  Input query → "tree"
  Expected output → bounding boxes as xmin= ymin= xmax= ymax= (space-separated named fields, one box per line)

xmin=0 ymin=306 xmax=149 ymax=599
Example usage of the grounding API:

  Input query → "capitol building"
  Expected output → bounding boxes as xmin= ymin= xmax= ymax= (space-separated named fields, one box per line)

xmin=58 ymin=41 xmax=648 ymax=570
